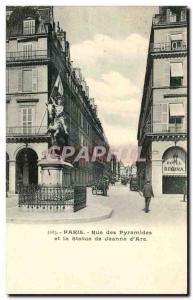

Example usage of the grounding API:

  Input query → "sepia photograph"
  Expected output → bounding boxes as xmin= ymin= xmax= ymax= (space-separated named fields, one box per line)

xmin=5 ymin=4 xmax=188 ymax=295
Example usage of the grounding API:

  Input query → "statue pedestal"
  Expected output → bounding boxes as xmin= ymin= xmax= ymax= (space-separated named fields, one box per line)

xmin=18 ymin=157 xmax=86 ymax=213
xmin=38 ymin=156 xmax=73 ymax=186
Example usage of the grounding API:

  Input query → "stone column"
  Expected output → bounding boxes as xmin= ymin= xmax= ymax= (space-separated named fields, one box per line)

xmin=151 ymin=159 xmax=162 ymax=196
xmin=9 ymin=160 xmax=16 ymax=194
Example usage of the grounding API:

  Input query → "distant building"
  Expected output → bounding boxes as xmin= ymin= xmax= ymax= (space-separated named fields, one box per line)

xmin=130 ymin=163 xmax=137 ymax=178
xmin=137 ymin=6 xmax=188 ymax=195
xmin=111 ymin=155 xmax=120 ymax=181
xmin=120 ymin=162 xmax=129 ymax=178
xmin=6 ymin=6 xmax=110 ymax=194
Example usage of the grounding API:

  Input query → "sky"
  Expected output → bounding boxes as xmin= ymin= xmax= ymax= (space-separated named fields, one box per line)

xmin=54 ymin=6 xmax=158 ymax=163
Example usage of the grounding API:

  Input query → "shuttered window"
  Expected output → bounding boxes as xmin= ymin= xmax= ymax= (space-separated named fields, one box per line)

xmin=153 ymin=104 xmax=161 ymax=122
xmin=153 ymin=103 xmax=168 ymax=132
xmin=17 ymin=69 xmax=38 ymax=92
xmin=23 ymin=43 xmax=33 ymax=58
xmin=23 ymin=70 xmax=32 ymax=92
xmin=161 ymin=103 xmax=168 ymax=131
xmin=17 ymin=70 xmax=22 ymax=92
xmin=21 ymin=107 xmax=33 ymax=134
xmin=32 ymin=69 xmax=38 ymax=92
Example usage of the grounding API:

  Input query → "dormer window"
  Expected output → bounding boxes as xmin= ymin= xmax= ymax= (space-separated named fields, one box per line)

xmin=23 ymin=18 xmax=35 ymax=35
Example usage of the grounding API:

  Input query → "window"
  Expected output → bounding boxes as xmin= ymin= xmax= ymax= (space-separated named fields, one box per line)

xmin=170 ymin=62 xmax=183 ymax=87
xmin=18 ymin=69 xmax=38 ymax=92
xmin=169 ymin=103 xmax=184 ymax=132
xmin=153 ymin=103 xmax=168 ymax=132
xmin=169 ymin=11 xmax=177 ymax=23
xmin=169 ymin=116 xmax=183 ymax=132
xmin=181 ymin=9 xmax=186 ymax=21
xmin=21 ymin=107 xmax=33 ymax=134
xmin=170 ymin=34 xmax=183 ymax=50
xmin=169 ymin=117 xmax=183 ymax=124
xmin=170 ymin=77 xmax=183 ymax=87
xmin=23 ymin=70 xmax=32 ymax=92
xmin=23 ymin=19 xmax=35 ymax=35
xmin=171 ymin=40 xmax=182 ymax=50
xmin=23 ymin=43 xmax=33 ymax=58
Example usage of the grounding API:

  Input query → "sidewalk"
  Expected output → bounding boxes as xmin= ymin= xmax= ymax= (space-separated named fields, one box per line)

xmin=6 ymin=189 xmax=113 ymax=224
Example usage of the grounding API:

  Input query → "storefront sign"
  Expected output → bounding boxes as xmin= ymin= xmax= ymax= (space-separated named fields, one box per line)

xmin=162 ymin=148 xmax=186 ymax=176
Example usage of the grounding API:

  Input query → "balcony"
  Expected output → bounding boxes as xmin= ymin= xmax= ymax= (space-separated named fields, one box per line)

xmin=6 ymin=126 xmax=49 ymax=142
xmin=141 ymin=123 xmax=187 ymax=142
xmin=6 ymin=50 xmax=49 ymax=63
xmin=152 ymin=15 xmax=187 ymax=27
xmin=144 ymin=123 xmax=186 ymax=134
xmin=151 ymin=41 xmax=187 ymax=53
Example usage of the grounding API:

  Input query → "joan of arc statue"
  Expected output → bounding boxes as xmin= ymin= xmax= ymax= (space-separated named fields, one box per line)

xmin=47 ymin=95 xmax=69 ymax=145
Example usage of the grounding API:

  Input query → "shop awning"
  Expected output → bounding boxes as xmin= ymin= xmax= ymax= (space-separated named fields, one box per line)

xmin=170 ymin=62 xmax=183 ymax=77
xmin=170 ymin=34 xmax=183 ymax=41
xmin=169 ymin=103 xmax=185 ymax=117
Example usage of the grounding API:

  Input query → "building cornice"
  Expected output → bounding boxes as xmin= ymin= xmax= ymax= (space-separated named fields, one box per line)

xmin=152 ymin=23 xmax=187 ymax=30
xmin=151 ymin=51 xmax=187 ymax=59
xmin=6 ymin=136 xmax=50 ymax=143
xmin=145 ymin=132 xmax=187 ymax=142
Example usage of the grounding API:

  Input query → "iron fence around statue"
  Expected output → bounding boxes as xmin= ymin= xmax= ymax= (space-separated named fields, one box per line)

xmin=74 ymin=186 xmax=87 ymax=212
xmin=17 ymin=184 xmax=86 ymax=212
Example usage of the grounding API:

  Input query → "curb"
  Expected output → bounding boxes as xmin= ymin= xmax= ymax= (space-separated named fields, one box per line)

xmin=6 ymin=203 xmax=113 ymax=224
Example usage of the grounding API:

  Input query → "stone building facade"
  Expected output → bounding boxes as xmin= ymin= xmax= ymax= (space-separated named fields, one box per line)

xmin=137 ymin=7 xmax=188 ymax=196
xmin=6 ymin=6 xmax=110 ymax=194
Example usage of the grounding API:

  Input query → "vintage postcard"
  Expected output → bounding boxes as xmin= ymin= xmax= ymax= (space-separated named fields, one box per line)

xmin=5 ymin=5 xmax=188 ymax=295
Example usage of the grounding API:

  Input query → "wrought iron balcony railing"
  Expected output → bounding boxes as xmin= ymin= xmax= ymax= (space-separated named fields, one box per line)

xmin=151 ymin=41 xmax=187 ymax=53
xmin=152 ymin=15 xmax=187 ymax=26
xmin=6 ymin=126 xmax=48 ymax=136
xmin=6 ymin=50 xmax=48 ymax=62
xmin=143 ymin=123 xmax=187 ymax=135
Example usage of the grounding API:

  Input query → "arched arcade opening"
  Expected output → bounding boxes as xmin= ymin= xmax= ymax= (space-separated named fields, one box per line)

xmin=16 ymin=148 xmax=38 ymax=191
xmin=162 ymin=146 xmax=187 ymax=194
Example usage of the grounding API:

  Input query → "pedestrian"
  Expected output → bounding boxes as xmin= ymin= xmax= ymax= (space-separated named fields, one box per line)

xmin=183 ymin=180 xmax=187 ymax=202
xmin=142 ymin=179 xmax=154 ymax=213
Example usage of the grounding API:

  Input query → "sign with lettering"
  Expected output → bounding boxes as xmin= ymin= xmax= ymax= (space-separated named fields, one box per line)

xmin=162 ymin=148 xmax=186 ymax=175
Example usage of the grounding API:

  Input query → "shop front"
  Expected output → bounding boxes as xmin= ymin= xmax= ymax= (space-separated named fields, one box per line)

xmin=162 ymin=146 xmax=187 ymax=194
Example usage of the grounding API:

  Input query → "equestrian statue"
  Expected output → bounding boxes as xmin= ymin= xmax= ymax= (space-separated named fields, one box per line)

xmin=47 ymin=95 xmax=69 ymax=146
